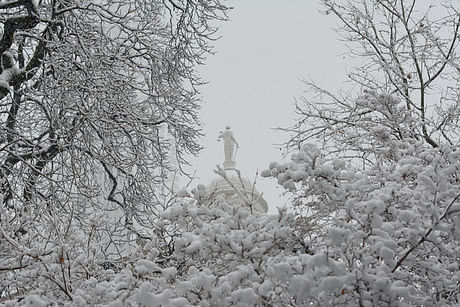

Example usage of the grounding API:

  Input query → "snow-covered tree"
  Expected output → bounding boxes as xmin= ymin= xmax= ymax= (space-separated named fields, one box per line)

xmin=262 ymin=0 xmax=460 ymax=305
xmin=263 ymin=142 xmax=460 ymax=305
xmin=0 ymin=0 xmax=227 ymax=302
xmin=1 ymin=191 xmax=349 ymax=306
xmin=287 ymin=0 xmax=459 ymax=158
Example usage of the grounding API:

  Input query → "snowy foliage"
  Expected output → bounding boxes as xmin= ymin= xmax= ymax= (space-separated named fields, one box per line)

xmin=1 ymin=0 xmax=459 ymax=306
xmin=1 ymin=195 xmax=343 ymax=306
xmin=0 ymin=0 xmax=228 ymax=225
xmin=261 ymin=1 xmax=460 ymax=305
xmin=0 ymin=0 xmax=228 ymax=303
xmin=264 ymin=140 xmax=460 ymax=305
xmin=5 ymin=141 xmax=460 ymax=306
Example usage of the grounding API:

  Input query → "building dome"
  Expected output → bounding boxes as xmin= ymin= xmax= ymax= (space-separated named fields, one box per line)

xmin=206 ymin=173 xmax=268 ymax=213
xmin=205 ymin=127 xmax=268 ymax=213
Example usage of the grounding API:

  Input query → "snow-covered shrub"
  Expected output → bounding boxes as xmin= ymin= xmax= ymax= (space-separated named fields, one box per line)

xmin=1 ymin=194 xmax=351 ymax=306
xmin=267 ymin=0 xmax=460 ymax=298
xmin=263 ymin=91 xmax=460 ymax=307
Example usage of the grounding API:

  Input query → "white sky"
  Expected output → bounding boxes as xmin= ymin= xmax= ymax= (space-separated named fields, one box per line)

xmin=192 ymin=0 xmax=351 ymax=213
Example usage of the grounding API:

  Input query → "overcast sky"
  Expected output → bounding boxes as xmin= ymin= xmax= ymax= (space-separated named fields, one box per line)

xmin=192 ymin=0 xmax=351 ymax=212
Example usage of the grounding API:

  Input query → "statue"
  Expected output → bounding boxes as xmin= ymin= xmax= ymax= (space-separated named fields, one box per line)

xmin=218 ymin=126 xmax=239 ymax=169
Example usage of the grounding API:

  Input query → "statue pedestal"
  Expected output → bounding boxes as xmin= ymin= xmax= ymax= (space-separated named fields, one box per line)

xmin=223 ymin=160 xmax=236 ymax=170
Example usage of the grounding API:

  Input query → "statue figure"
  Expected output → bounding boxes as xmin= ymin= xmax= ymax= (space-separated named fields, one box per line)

xmin=218 ymin=126 xmax=239 ymax=169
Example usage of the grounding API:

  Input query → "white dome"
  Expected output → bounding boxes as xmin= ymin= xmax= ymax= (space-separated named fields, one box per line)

xmin=206 ymin=173 xmax=268 ymax=213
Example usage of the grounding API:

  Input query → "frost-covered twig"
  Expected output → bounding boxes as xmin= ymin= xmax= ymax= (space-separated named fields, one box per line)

xmin=214 ymin=165 xmax=257 ymax=212
xmin=0 ymin=222 xmax=26 ymax=252
xmin=391 ymin=192 xmax=460 ymax=273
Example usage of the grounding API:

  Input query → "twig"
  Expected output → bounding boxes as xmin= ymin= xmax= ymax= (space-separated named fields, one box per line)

xmin=392 ymin=192 xmax=460 ymax=273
